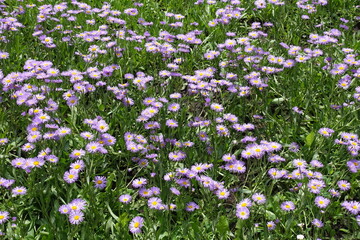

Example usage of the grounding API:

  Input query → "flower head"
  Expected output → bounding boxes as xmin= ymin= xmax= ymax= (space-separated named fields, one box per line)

xmin=129 ymin=216 xmax=144 ymax=234
xmin=281 ymin=201 xmax=296 ymax=211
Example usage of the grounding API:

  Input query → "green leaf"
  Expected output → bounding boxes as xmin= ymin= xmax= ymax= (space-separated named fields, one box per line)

xmin=305 ymin=132 xmax=315 ymax=146
xmin=216 ymin=215 xmax=229 ymax=236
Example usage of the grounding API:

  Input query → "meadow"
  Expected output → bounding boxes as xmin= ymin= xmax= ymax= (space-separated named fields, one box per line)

xmin=0 ymin=0 xmax=359 ymax=239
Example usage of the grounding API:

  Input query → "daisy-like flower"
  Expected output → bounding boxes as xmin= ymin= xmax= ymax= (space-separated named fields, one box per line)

xmin=307 ymin=179 xmax=326 ymax=194
xmin=56 ymin=127 xmax=71 ymax=137
xmin=80 ymin=131 xmax=94 ymax=140
xmin=129 ymin=216 xmax=144 ymax=234
xmin=318 ymin=128 xmax=334 ymax=137
xmin=314 ymin=196 xmax=330 ymax=208
xmin=12 ymin=186 xmax=27 ymax=196
xmin=138 ymin=188 xmax=153 ymax=198
xmin=69 ymin=211 xmax=84 ymax=225
xmin=70 ymin=149 xmax=86 ymax=159
xmin=70 ymin=160 xmax=85 ymax=172
xmin=267 ymin=221 xmax=276 ymax=230
xmin=148 ymin=197 xmax=162 ymax=209
xmin=215 ymin=188 xmax=230 ymax=199
xmin=119 ymin=194 xmax=132 ymax=204
xmin=0 ymin=138 xmax=9 ymax=145
xmin=58 ymin=204 xmax=71 ymax=215
xmin=63 ymin=170 xmax=79 ymax=184
xmin=281 ymin=201 xmax=296 ymax=211
xmin=169 ymin=151 xmax=186 ymax=161
xmin=237 ymin=198 xmax=252 ymax=208
xmin=337 ymin=180 xmax=351 ymax=191
xmin=85 ymin=141 xmax=102 ymax=153
xmin=132 ymin=178 xmax=147 ymax=188
xmin=292 ymin=159 xmax=307 ymax=169
xmin=93 ymin=176 xmax=107 ymax=189
xmin=341 ymin=201 xmax=360 ymax=215
xmin=236 ymin=207 xmax=250 ymax=219
xmin=68 ymin=199 xmax=87 ymax=212
xmin=310 ymin=160 xmax=324 ymax=168
xmin=210 ymin=103 xmax=224 ymax=112
xmin=312 ymin=218 xmax=324 ymax=228
xmin=185 ymin=202 xmax=199 ymax=212
xmin=176 ymin=178 xmax=190 ymax=188
xmin=0 ymin=211 xmax=10 ymax=224
xmin=168 ymin=103 xmax=180 ymax=112
xmin=252 ymin=193 xmax=266 ymax=204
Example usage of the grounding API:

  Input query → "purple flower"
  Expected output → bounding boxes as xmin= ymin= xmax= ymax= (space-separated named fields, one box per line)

xmin=185 ymin=202 xmax=199 ymax=212
xmin=312 ymin=218 xmax=324 ymax=228
xmin=132 ymin=178 xmax=147 ymax=188
xmin=267 ymin=221 xmax=276 ymax=230
xmin=85 ymin=142 xmax=102 ymax=153
xmin=119 ymin=194 xmax=132 ymax=204
xmin=0 ymin=211 xmax=10 ymax=224
xmin=337 ymin=180 xmax=351 ymax=191
xmin=169 ymin=151 xmax=186 ymax=161
xmin=93 ymin=176 xmax=107 ymax=189
xmin=236 ymin=207 xmax=250 ymax=219
xmin=148 ymin=197 xmax=163 ymax=209
xmin=129 ymin=216 xmax=144 ymax=234
xmin=308 ymin=179 xmax=326 ymax=194
xmin=237 ymin=198 xmax=252 ymax=208
xmin=12 ymin=186 xmax=27 ymax=196
xmin=69 ymin=211 xmax=84 ymax=225
xmin=341 ymin=201 xmax=360 ymax=215
xmin=215 ymin=188 xmax=230 ymax=199
xmin=59 ymin=205 xmax=71 ymax=215
xmin=318 ymin=128 xmax=334 ymax=137
xmin=63 ymin=170 xmax=79 ymax=184
xmin=314 ymin=196 xmax=330 ymax=208
xmin=138 ymin=188 xmax=153 ymax=198
xmin=166 ymin=119 xmax=178 ymax=128
xmin=210 ymin=103 xmax=224 ymax=112
xmin=168 ymin=103 xmax=180 ymax=112
xmin=281 ymin=201 xmax=296 ymax=211
xmin=252 ymin=193 xmax=266 ymax=204
xmin=68 ymin=199 xmax=87 ymax=212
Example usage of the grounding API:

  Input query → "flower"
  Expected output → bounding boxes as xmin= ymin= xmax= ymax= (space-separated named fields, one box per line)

xmin=68 ymin=199 xmax=87 ymax=212
xmin=236 ymin=207 xmax=250 ymax=219
xmin=148 ymin=197 xmax=163 ymax=209
xmin=318 ymin=128 xmax=334 ymax=137
xmin=215 ymin=188 xmax=230 ymax=199
xmin=59 ymin=205 xmax=71 ymax=215
xmin=69 ymin=211 xmax=84 ymax=225
xmin=0 ymin=211 xmax=10 ymax=224
xmin=63 ymin=170 xmax=79 ymax=184
xmin=129 ymin=216 xmax=144 ymax=234
xmin=119 ymin=194 xmax=132 ymax=204
xmin=252 ymin=193 xmax=266 ymax=204
xmin=281 ymin=201 xmax=296 ymax=211
xmin=267 ymin=221 xmax=276 ymax=230
xmin=185 ymin=202 xmax=199 ymax=212
xmin=312 ymin=218 xmax=324 ymax=228
xmin=314 ymin=196 xmax=330 ymax=208
xmin=132 ymin=178 xmax=147 ymax=188
xmin=337 ymin=180 xmax=351 ymax=191
xmin=138 ymin=188 xmax=153 ymax=198
xmin=237 ymin=198 xmax=252 ymax=208
xmin=12 ymin=186 xmax=27 ymax=196
xmin=93 ymin=176 xmax=107 ymax=189
xmin=70 ymin=160 xmax=85 ymax=172
xmin=341 ymin=201 xmax=360 ymax=215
